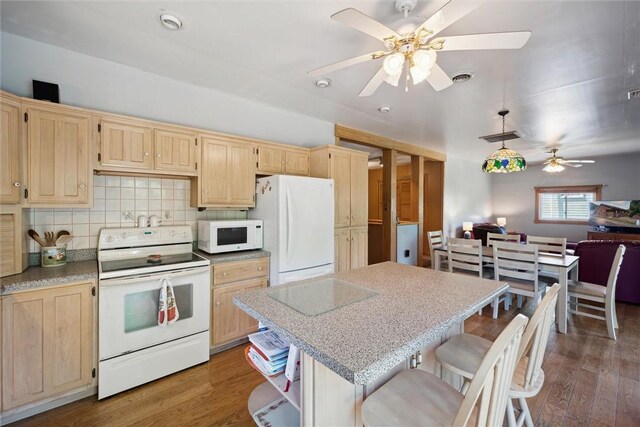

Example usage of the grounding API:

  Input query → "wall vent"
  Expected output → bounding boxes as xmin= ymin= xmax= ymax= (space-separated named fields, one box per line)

xmin=628 ymin=88 xmax=640 ymax=100
xmin=478 ymin=130 xmax=522 ymax=144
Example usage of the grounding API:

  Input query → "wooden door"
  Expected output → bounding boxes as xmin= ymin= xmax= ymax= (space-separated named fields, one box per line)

xmin=257 ymin=145 xmax=284 ymax=174
xmin=350 ymin=227 xmax=368 ymax=270
xmin=2 ymin=282 xmax=93 ymax=410
xmin=212 ymin=278 xmax=266 ymax=347
xmin=0 ymin=94 xmax=21 ymax=203
xmin=154 ymin=129 xmax=198 ymax=174
xmin=200 ymin=136 xmax=230 ymax=204
xmin=330 ymin=150 xmax=351 ymax=228
xmin=26 ymin=106 xmax=91 ymax=205
xmin=99 ymin=117 xmax=153 ymax=171
xmin=228 ymin=142 xmax=256 ymax=207
xmin=350 ymin=154 xmax=368 ymax=227
xmin=285 ymin=150 xmax=310 ymax=176
xmin=334 ymin=228 xmax=351 ymax=273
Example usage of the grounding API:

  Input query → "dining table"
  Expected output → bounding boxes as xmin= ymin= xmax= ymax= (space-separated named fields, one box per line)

xmin=433 ymin=245 xmax=579 ymax=334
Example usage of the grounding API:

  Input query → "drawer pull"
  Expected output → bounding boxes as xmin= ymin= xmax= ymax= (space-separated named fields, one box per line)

xmin=222 ymin=272 xmax=229 ymax=277
xmin=216 ymin=301 xmax=221 ymax=306
xmin=258 ymin=266 xmax=263 ymax=271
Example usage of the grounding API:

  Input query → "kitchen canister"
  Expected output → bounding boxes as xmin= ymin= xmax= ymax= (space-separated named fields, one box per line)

xmin=41 ymin=245 xmax=67 ymax=267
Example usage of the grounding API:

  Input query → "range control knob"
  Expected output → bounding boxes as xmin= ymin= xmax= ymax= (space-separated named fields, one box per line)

xmin=106 ymin=235 xmax=114 ymax=243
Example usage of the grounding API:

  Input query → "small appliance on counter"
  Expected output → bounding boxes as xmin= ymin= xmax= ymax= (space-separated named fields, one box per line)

xmin=198 ymin=219 xmax=263 ymax=254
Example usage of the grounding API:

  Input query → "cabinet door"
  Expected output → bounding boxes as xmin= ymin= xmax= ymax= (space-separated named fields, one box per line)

xmin=350 ymin=154 xmax=368 ymax=227
xmin=200 ymin=136 xmax=230 ymax=204
xmin=350 ymin=227 xmax=368 ymax=270
xmin=334 ymin=228 xmax=351 ymax=273
xmin=26 ymin=107 xmax=91 ymax=205
xmin=2 ymin=282 xmax=93 ymax=410
xmin=285 ymin=151 xmax=310 ymax=176
xmin=99 ymin=117 xmax=153 ymax=171
xmin=212 ymin=278 xmax=267 ymax=347
xmin=330 ymin=150 xmax=352 ymax=228
xmin=154 ymin=129 xmax=198 ymax=174
xmin=257 ymin=145 xmax=284 ymax=174
xmin=228 ymin=142 xmax=256 ymax=207
xmin=0 ymin=95 xmax=21 ymax=203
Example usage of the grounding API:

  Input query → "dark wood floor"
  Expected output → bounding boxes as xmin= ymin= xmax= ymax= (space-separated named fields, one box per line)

xmin=12 ymin=303 xmax=640 ymax=427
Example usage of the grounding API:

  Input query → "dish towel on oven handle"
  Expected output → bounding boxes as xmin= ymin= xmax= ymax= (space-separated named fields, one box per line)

xmin=158 ymin=276 xmax=180 ymax=327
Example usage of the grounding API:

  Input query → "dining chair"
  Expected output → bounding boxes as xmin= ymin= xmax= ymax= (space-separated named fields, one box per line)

xmin=526 ymin=235 xmax=567 ymax=282
xmin=494 ymin=241 xmax=545 ymax=309
xmin=435 ymin=284 xmax=560 ymax=427
xmin=427 ymin=230 xmax=447 ymax=270
xmin=568 ymin=244 xmax=626 ymax=340
xmin=361 ymin=314 xmax=528 ymax=427
xmin=448 ymin=238 xmax=500 ymax=317
xmin=487 ymin=232 xmax=522 ymax=247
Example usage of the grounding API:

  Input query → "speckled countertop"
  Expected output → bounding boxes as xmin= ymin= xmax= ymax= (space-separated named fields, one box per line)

xmin=195 ymin=249 xmax=270 ymax=264
xmin=1 ymin=260 xmax=98 ymax=295
xmin=234 ymin=262 xmax=507 ymax=385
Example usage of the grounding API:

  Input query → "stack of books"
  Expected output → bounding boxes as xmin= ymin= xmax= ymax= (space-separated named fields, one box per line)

xmin=246 ymin=330 xmax=290 ymax=376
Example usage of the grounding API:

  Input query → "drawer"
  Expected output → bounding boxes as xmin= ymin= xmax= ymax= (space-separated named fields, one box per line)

xmin=213 ymin=257 xmax=269 ymax=286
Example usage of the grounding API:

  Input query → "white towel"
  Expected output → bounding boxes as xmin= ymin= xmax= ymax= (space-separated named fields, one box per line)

xmin=158 ymin=277 xmax=180 ymax=327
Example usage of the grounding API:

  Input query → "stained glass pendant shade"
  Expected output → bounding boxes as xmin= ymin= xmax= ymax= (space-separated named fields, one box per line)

xmin=482 ymin=110 xmax=526 ymax=173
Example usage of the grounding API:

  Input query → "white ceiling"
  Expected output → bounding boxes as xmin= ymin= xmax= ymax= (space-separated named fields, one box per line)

xmin=1 ymin=1 xmax=639 ymax=162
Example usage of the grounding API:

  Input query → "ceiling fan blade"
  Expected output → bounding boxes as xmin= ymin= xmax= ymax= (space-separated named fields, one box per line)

xmin=332 ymin=8 xmax=400 ymax=42
xmin=308 ymin=51 xmax=386 ymax=77
xmin=436 ymin=31 xmax=532 ymax=51
xmin=564 ymin=163 xmax=583 ymax=168
xmin=564 ymin=160 xmax=595 ymax=164
xmin=415 ymin=0 xmax=481 ymax=38
xmin=359 ymin=68 xmax=387 ymax=97
xmin=425 ymin=64 xmax=453 ymax=91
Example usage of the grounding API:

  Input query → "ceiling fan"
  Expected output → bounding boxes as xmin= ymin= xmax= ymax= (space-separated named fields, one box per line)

xmin=309 ymin=0 xmax=532 ymax=97
xmin=542 ymin=148 xmax=595 ymax=173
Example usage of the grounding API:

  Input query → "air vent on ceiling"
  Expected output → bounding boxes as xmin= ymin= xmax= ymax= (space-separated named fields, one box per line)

xmin=628 ymin=88 xmax=640 ymax=100
xmin=478 ymin=130 xmax=522 ymax=144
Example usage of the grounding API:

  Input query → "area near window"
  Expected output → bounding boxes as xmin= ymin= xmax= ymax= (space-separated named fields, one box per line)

xmin=534 ymin=185 xmax=602 ymax=224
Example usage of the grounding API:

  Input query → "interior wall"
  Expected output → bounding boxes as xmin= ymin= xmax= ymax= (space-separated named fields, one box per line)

xmin=0 ymin=33 xmax=334 ymax=148
xmin=443 ymin=157 xmax=493 ymax=237
xmin=492 ymin=152 xmax=640 ymax=242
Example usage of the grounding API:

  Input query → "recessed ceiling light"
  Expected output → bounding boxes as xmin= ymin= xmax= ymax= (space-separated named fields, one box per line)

xmin=315 ymin=78 xmax=331 ymax=88
xmin=377 ymin=106 xmax=391 ymax=113
xmin=452 ymin=73 xmax=474 ymax=84
xmin=159 ymin=12 xmax=183 ymax=30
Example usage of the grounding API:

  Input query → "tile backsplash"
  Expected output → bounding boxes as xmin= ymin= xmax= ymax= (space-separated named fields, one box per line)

xmin=27 ymin=175 xmax=247 ymax=252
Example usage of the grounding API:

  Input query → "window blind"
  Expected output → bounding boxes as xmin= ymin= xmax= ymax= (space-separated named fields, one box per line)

xmin=538 ymin=192 xmax=596 ymax=221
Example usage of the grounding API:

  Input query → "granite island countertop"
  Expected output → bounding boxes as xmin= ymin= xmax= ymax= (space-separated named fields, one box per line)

xmin=234 ymin=262 xmax=507 ymax=385
xmin=0 ymin=260 xmax=98 ymax=295
xmin=195 ymin=249 xmax=270 ymax=264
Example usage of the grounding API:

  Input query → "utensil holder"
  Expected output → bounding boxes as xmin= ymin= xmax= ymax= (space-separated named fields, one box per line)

xmin=41 ymin=245 xmax=67 ymax=268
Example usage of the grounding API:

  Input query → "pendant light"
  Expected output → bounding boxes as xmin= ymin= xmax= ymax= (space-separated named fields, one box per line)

xmin=482 ymin=110 xmax=526 ymax=173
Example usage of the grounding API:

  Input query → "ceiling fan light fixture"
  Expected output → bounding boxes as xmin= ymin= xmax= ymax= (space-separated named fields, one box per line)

xmin=542 ymin=162 xmax=565 ymax=173
xmin=384 ymin=71 xmax=402 ymax=87
xmin=409 ymin=50 xmax=436 ymax=84
xmin=383 ymin=53 xmax=404 ymax=76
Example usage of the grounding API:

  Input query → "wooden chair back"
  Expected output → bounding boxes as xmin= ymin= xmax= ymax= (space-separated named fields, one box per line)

xmin=448 ymin=238 xmax=483 ymax=277
xmin=526 ymin=235 xmax=567 ymax=255
xmin=453 ymin=314 xmax=528 ymax=427
xmin=493 ymin=242 xmax=539 ymax=287
xmin=487 ymin=232 xmax=521 ymax=247
xmin=605 ymin=245 xmax=626 ymax=308
xmin=427 ymin=230 xmax=445 ymax=254
xmin=517 ymin=283 xmax=560 ymax=391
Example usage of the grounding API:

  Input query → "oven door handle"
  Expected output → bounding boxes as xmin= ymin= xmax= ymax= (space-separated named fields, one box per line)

xmin=99 ymin=266 xmax=210 ymax=287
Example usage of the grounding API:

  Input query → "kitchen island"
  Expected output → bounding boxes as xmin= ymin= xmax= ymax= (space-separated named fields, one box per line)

xmin=234 ymin=262 xmax=507 ymax=426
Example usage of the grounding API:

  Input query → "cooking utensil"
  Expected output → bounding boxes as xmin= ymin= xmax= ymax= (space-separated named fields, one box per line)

xmin=28 ymin=229 xmax=47 ymax=247
xmin=55 ymin=235 xmax=74 ymax=246
xmin=56 ymin=230 xmax=70 ymax=240
xmin=45 ymin=231 xmax=56 ymax=246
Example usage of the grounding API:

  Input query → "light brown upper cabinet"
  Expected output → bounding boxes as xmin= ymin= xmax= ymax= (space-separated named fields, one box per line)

xmin=193 ymin=134 xmax=256 ymax=208
xmin=97 ymin=115 xmax=153 ymax=172
xmin=256 ymin=142 xmax=310 ymax=176
xmin=154 ymin=128 xmax=198 ymax=175
xmin=23 ymin=101 xmax=92 ymax=207
xmin=0 ymin=92 xmax=22 ymax=203
xmin=310 ymin=146 xmax=368 ymax=228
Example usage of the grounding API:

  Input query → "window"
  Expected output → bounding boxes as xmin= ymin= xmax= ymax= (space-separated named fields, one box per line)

xmin=535 ymin=185 xmax=602 ymax=224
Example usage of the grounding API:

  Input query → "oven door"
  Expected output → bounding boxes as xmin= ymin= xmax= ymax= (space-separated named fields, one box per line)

xmin=99 ymin=266 xmax=210 ymax=360
xmin=212 ymin=224 xmax=256 ymax=253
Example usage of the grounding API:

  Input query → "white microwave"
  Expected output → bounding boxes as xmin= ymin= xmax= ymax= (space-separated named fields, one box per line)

xmin=198 ymin=220 xmax=263 ymax=254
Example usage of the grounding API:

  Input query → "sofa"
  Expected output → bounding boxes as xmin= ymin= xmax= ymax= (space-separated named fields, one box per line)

xmin=471 ymin=223 xmax=527 ymax=246
xmin=574 ymin=240 xmax=640 ymax=304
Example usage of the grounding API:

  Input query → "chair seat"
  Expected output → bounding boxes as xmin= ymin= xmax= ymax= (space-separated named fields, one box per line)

xmin=506 ymin=279 xmax=538 ymax=291
xmin=361 ymin=369 xmax=471 ymax=427
xmin=568 ymin=280 xmax=607 ymax=298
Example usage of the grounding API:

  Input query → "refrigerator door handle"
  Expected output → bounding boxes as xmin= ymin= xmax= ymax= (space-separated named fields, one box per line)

xmin=286 ymin=186 xmax=293 ymax=262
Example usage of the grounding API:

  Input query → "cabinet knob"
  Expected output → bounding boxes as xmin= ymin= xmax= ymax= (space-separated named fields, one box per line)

xmin=258 ymin=266 xmax=263 ymax=271
xmin=216 ymin=301 xmax=221 ymax=306
xmin=157 ymin=153 xmax=162 ymax=157
xmin=13 ymin=181 xmax=20 ymax=187
xmin=351 ymin=237 xmax=354 ymax=241
xmin=346 ymin=237 xmax=350 ymax=241
xmin=222 ymin=272 xmax=229 ymax=277
xmin=281 ymin=160 xmax=285 ymax=164
xmin=144 ymin=152 xmax=150 ymax=157
xmin=79 ymin=184 xmax=85 ymax=189
xmin=352 ymin=215 xmax=355 ymax=220
xmin=287 ymin=161 xmax=291 ymax=165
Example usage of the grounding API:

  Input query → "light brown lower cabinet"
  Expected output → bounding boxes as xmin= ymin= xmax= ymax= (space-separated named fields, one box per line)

xmin=1 ymin=281 xmax=95 ymax=411
xmin=334 ymin=226 xmax=368 ymax=273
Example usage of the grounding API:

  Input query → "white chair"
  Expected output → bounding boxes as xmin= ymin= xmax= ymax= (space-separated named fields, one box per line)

xmin=427 ymin=230 xmax=447 ymax=270
xmin=487 ymin=232 xmax=522 ymax=247
xmin=526 ymin=235 xmax=566 ymax=255
xmin=568 ymin=244 xmax=626 ymax=340
xmin=448 ymin=238 xmax=500 ymax=317
xmin=494 ymin=241 xmax=545 ymax=309
xmin=435 ymin=284 xmax=560 ymax=427
xmin=362 ymin=314 xmax=528 ymax=427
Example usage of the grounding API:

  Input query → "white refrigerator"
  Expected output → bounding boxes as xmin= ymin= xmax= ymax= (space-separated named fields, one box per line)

xmin=249 ymin=175 xmax=334 ymax=287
